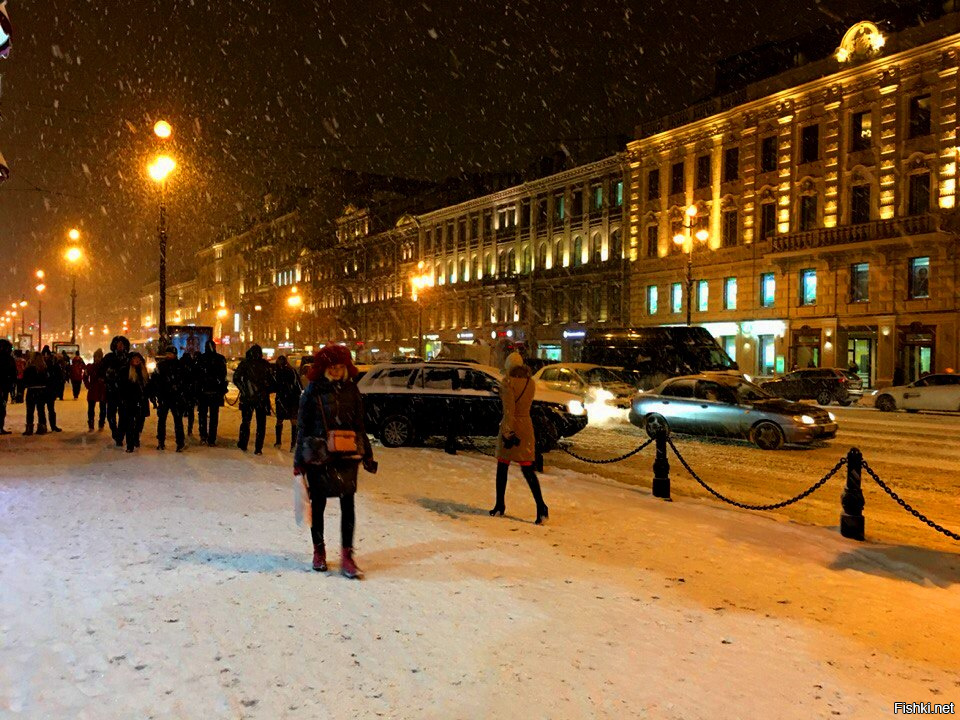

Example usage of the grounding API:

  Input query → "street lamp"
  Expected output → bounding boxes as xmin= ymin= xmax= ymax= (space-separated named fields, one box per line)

xmin=148 ymin=119 xmax=175 ymax=345
xmin=18 ymin=298 xmax=26 ymax=337
xmin=672 ymin=204 xmax=710 ymax=326
xmin=410 ymin=260 xmax=434 ymax=359
xmin=65 ymin=231 xmax=83 ymax=344
xmin=35 ymin=270 xmax=45 ymax=350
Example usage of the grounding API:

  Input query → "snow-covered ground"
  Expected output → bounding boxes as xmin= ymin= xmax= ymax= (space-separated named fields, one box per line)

xmin=1 ymin=398 xmax=959 ymax=719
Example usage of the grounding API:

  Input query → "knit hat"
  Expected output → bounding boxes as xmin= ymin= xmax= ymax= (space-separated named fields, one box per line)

xmin=504 ymin=351 xmax=525 ymax=373
xmin=308 ymin=344 xmax=358 ymax=381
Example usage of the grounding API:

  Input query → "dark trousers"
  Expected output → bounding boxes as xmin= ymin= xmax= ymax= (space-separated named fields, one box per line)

xmin=238 ymin=405 xmax=267 ymax=452
xmin=44 ymin=395 xmax=58 ymax=430
xmin=0 ymin=393 xmax=7 ymax=429
xmin=185 ymin=404 xmax=195 ymax=435
xmin=26 ymin=388 xmax=47 ymax=429
xmin=118 ymin=403 xmax=143 ymax=450
xmin=156 ymin=404 xmax=185 ymax=448
xmin=493 ymin=461 xmax=546 ymax=510
xmin=307 ymin=472 xmax=356 ymax=548
xmin=87 ymin=399 xmax=106 ymax=429
xmin=71 ymin=378 xmax=82 ymax=399
xmin=107 ymin=397 xmax=120 ymax=442
xmin=198 ymin=401 xmax=220 ymax=443
xmin=275 ymin=418 xmax=297 ymax=448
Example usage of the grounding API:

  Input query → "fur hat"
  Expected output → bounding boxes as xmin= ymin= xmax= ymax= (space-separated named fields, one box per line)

xmin=504 ymin=351 xmax=525 ymax=373
xmin=308 ymin=344 xmax=358 ymax=381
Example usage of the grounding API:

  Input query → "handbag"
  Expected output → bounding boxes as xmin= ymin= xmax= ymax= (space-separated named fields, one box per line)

xmin=318 ymin=393 xmax=360 ymax=456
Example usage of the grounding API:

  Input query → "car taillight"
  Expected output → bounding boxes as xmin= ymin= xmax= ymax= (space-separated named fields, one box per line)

xmin=839 ymin=375 xmax=848 ymax=384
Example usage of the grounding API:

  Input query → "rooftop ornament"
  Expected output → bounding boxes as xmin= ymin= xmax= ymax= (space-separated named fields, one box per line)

xmin=835 ymin=21 xmax=886 ymax=65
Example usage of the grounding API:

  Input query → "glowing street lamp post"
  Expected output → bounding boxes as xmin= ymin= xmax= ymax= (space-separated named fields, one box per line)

xmin=672 ymin=205 xmax=710 ymax=327
xmin=410 ymin=261 xmax=433 ymax=359
xmin=65 ymin=229 xmax=82 ymax=344
xmin=148 ymin=120 xmax=175 ymax=345
xmin=35 ymin=270 xmax=45 ymax=350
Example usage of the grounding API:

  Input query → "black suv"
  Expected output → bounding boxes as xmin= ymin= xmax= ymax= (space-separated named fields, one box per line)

xmin=761 ymin=368 xmax=863 ymax=406
xmin=356 ymin=362 xmax=588 ymax=450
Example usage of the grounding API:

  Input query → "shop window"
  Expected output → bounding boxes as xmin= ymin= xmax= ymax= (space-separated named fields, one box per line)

xmin=760 ymin=273 xmax=776 ymax=308
xmin=850 ymin=262 xmax=869 ymax=303
xmin=724 ymin=277 xmax=737 ymax=310
xmin=671 ymin=283 xmax=682 ymax=314
xmin=758 ymin=335 xmax=776 ymax=376
xmin=697 ymin=280 xmax=708 ymax=312
xmin=908 ymin=257 xmax=930 ymax=299
xmin=799 ymin=269 xmax=817 ymax=306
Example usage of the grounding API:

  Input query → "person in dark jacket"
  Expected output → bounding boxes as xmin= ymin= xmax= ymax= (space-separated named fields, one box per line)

xmin=70 ymin=352 xmax=86 ymax=399
xmin=119 ymin=352 xmax=150 ymax=452
xmin=180 ymin=338 xmax=202 ymax=438
xmin=42 ymin=347 xmax=63 ymax=432
xmin=103 ymin=335 xmax=131 ymax=445
xmin=58 ymin=351 xmax=70 ymax=400
xmin=0 ymin=339 xmax=17 ymax=434
xmin=148 ymin=345 xmax=188 ymax=451
xmin=273 ymin=354 xmax=303 ymax=451
xmin=22 ymin=351 xmax=48 ymax=435
xmin=14 ymin=350 xmax=26 ymax=403
xmin=294 ymin=344 xmax=376 ymax=579
xmin=83 ymin=348 xmax=107 ymax=431
xmin=196 ymin=339 xmax=228 ymax=446
xmin=234 ymin=344 xmax=275 ymax=454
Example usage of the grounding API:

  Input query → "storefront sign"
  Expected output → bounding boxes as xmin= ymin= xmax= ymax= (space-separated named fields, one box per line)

xmin=456 ymin=331 xmax=474 ymax=340
xmin=562 ymin=329 xmax=586 ymax=339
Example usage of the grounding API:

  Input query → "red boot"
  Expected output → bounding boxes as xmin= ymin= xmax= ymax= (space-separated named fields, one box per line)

xmin=340 ymin=548 xmax=363 ymax=580
xmin=312 ymin=544 xmax=327 ymax=572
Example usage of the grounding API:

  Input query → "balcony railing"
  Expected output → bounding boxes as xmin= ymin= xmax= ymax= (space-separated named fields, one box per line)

xmin=771 ymin=214 xmax=938 ymax=253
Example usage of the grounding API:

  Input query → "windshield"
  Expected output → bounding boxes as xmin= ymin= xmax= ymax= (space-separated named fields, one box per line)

xmin=731 ymin=379 xmax=775 ymax=403
xmin=582 ymin=367 xmax=624 ymax=384
xmin=684 ymin=345 xmax=737 ymax=372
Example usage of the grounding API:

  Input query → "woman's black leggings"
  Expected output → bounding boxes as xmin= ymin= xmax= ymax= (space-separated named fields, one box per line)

xmin=308 ymin=490 xmax=356 ymax=549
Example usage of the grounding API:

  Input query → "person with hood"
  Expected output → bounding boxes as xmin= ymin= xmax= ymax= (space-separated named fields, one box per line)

xmin=0 ymin=339 xmax=16 ymax=434
xmin=22 ymin=352 xmax=48 ymax=435
xmin=233 ymin=344 xmax=275 ymax=454
xmin=196 ymin=339 xmax=227 ymax=446
xmin=70 ymin=351 xmax=86 ymax=400
xmin=42 ymin=346 xmax=63 ymax=432
xmin=273 ymin=354 xmax=303 ymax=451
xmin=489 ymin=351 xmax=548 ymax=525
xmin=103 ymin=335 xmax=131 ymax=446
xmin=180 ymin=339 xmax=202 ymax=438
xmin=119 ymin=352 xmax=150 ymax=452
xmin=83 ymin=348 xmax=107 ymax=431
xmin=294 ymin=344 xmax=376 ymax=578
xmin=148 ymin=345 xmax=187 ymax=451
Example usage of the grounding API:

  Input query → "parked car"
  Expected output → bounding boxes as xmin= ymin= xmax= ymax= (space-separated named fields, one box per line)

xmin=357 ymin=361 xmax=588 ymax=450
xmin=761 ymin=368 xmax=863 ymax=406
xmin=873 ymin=373 xmax=960 ymax=413
xmin=629 ymin=373 xmax=838 ymax=450
xmin=533 ymin=363 xmax=636 ymax=408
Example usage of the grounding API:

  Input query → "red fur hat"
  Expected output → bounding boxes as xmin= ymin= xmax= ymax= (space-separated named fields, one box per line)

xmin=308 ymin=343 xmax=358 ymax=381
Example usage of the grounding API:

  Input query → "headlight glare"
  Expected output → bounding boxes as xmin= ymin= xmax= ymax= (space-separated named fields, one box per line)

xmin=567 ymin=400 xmax=585 ymax=416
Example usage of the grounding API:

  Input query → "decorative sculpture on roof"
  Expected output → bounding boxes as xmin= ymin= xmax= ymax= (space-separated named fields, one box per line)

xmin=836 ymin=21 xmax=886 ymax=65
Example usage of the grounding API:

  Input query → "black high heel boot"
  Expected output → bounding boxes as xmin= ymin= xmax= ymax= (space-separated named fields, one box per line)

xmin=489 ymin=461 xmax=508 ymax=516
xmin=521 ymin=465 xmax=549 ymax=525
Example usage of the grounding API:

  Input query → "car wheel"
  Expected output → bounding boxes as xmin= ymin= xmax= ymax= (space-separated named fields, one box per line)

xmin=876 ymin=395 xmax=896 ymax=412
xmin=381 ymin=415 xmax=414 ymax=448
xmin=644 ymin=413 xmax=670 ymax=439
xmin=816 ymin=390 xmax=833 ymax=406
xmin=752 ymin=421 xmax=785 ymax=450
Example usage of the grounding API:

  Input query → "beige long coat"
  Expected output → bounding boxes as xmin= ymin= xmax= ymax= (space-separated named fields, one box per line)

xmin=496 ymin=367 xmax=536 ymax=463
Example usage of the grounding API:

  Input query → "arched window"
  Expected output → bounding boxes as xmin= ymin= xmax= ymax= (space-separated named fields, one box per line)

xmin=554 ymin=238 xmax=565 ymax=267
xmin=610 ymin=229 xmax=622 ymax=260
xmin=458 ymin=258 xmax=467 ymax=282
xmin=485 ymin=253 xmax=494 ymax=277
xmin=536 ymin=242 xmax=547 ymax=269
xmin=521 ymin=245 xmax=532 ymax=273
xmin=471 ymin=255 xmax=479 ymax=280
xmin=507 ymin=248 xmax=516 ymax=275
xmin=498 ymin=251 xmax=508 ymax=276
xmin=435 ymin=263 xmax=443 ymax=285
xmin=572 ymin=236 xmax=583 ymax=267
xmin=590 ymin=233 xmax=602 ymax=264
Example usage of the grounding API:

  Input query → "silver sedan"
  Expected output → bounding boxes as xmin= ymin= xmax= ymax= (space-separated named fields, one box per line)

xmin=629 ymin=374 xmax=838 ymax=450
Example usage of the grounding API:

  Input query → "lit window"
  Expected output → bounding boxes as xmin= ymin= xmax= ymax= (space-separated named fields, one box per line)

xmin=724 ymin=277 xmax=737 ymax=310
xmin=760 ymin=273 xmax=776 ymax=308
xmin=908 ymin=257 xmax=929 ymax=299
xmin=647 ymin=285 xmax=658 ymax=315
xmin=671 ymin=283 xmax=682 ymax=314
xmin=697 ymin=280 xmax=709 ymax=312
xmin=800 ymin=269 xmax=817 ymax=306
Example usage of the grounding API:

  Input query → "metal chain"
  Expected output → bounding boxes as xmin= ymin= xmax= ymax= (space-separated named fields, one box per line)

xmin=667 ymin=437 xmax=847 ymax=511
xmin=862 ymin=461 xmax=960 ymax=541
xmin=460 ymin=436 xmax=498 ymax=458
xmin=558 ymin=436 xmax=655 ymax=464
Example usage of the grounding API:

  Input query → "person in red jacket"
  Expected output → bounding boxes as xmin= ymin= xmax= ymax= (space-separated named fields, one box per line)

xmin=83 ymin=348 xmax=107 ymax=431
xmin=70 ymin=352 xmax=86 ymax=400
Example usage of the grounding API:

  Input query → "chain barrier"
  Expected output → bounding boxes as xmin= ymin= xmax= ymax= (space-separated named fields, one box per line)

xmin=667 ymin=437 xmax=847 ymax=511
xmin=460 ymin=436 xmax=498 ymax=458
xmin=558 ymin=436 xmax=655 ymax=464
xmin=862 ymin=460 xmax=960 ymax=541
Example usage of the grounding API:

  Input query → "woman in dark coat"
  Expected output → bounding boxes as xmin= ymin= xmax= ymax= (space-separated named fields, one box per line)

xmin=294 ymin=344 xmax=376 ymax=579
xmin=42 ymin=347 xmax=63 ymax=432
xmin=70 ymin=352 xmax=86 ymax=399
xmin=119 ymin=352 xmax=150 ymax=452
xmin=83 ymin=348 xmax=107 ymax=431
xmin=22 ymin=352 xmax=48 ymax=435
xmin=490 ymin=351 xmax=548 ymax=524
xmin=273 ymin=354 xmax=303 ymax=451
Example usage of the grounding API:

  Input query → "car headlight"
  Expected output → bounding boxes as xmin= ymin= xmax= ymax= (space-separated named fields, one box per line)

xmin=567 ymin=400 xmax=585 ymax=416
xmin=146 ymin=360 xmax=156 ymax=372
xmin=828 ymin=412 xmax=836 ymax=422
xmin=795 ymin=414 xmax=815 ymax=425
xmin=743 ymin=373 xmax=753 ymax=383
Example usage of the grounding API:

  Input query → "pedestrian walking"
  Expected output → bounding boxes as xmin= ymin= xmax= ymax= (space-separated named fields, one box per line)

xmin=57 ymin=351 xmax=69 ymax=401
xmin=197 ymin=339 xmax=227 ymax=446
xmin=119 ymin=352 xmax=150 ymax=452
xmin=42 ymin=347 xmax=63 ymax=432
xmin=22 ymin=352 xmax=48 ymax=435
xmin=273 ymin=354 xmax=302 ymax=451
xmin=489 ymin=352 xmax=548 ymax=525
xmin=294 ymin=344 xmax=376 ymax=578
xmin=70 ymin=351 xmax=86 ymax=399
xmin=83 ymin=348 xmax=107 ymax=431
xmin=234 ymin=344 xmax=275 ymax=455
xmin=180 ymin=341 xmax=201 ymax=438
xmin=148 ymin=345 xmax=188 ymax=451
xmin=103 ymin=336 xmax=131 ymax=446
xmin=14 ymin=350 xmax=26 ymax=403
xmin=0 ymin=339 xmax=16 ymax=434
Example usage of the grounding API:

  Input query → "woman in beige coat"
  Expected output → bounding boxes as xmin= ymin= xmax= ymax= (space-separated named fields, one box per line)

xmin=490 ymin=352 xmax=549 ymax=524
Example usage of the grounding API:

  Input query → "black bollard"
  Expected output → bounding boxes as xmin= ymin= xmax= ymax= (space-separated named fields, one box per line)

xmin=840 ymin=447 xmax=865 ymax=541
xmin=652 ymin=427 xmax=671 ymax=500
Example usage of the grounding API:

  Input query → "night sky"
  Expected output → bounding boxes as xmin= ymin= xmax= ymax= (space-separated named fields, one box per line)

xmin=0 ymin=0 xmax=896 ymax=330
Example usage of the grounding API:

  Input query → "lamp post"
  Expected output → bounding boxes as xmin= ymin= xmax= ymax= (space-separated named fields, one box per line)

xmin=35 ymin=270 xmax=45 ymax=350
xmin=410 ymin=261 xmax=433 ymax=359
xmin=287 ymin=286 xmax=303 ymax=348
xmin=148 ymin=120 xmax=175 ymax=346
xmin=672 ymin=205 xmax=710 ymax=326
xmin=65 ymin=230 xmax=82 ymax=344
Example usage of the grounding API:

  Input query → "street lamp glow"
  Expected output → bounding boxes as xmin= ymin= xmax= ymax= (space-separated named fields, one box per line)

xmin=35 ymin=283 xmax=45 ymax=293
xmin=216 ymin=308 xmax=228 ymax=319
xmin=685 ymin=204 xmax=698 ymax=218
xmin=148 ymin=155 xmax=176 ymax=183
xmin=154 ymin=120 xmax=172 ymax=139
xmin=65 ymin=246 xmax=83 ymax=263
xmin=68 ymin=228 xmax=80 ymax=241
xmin=695 ymin=229 xmax=709 ymax=242
xmin=35 ymin=269 xmax=45 ymax=280
xmin=673 ymin=233 xmax=685 ymax=246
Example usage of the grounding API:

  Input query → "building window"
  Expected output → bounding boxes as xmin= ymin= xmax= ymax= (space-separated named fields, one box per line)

xmin=760 ymin=273 xmax=776 ymax=308
xmin=647 ymin=285 xmax=658 ymax=315
xmin=671 ymin=283 xmax=682 ymax=314
xmin=800 ymin=269 xmax=817 ymax=306
xmin=697 ymin=280 xmax=709 ymax=312
xmin=522 ymin=246 xmax=532 ymax=273
xmin=646 ymin=225 xmax=659 ymax=258
xmin=647 ymin=169 xmax=660 ymax=200
xmin=609 ymin=284 xmax=622 ymax=322
xmin=520 ymin=202 xmax=531 ymax=229
xmin=571 ymin=189 xmax=583 ymax=219
xmin=572 ymin=236 xmax=583 ymax=267
xmin=610 ymin=230 xmax=622 ymax=260
xmin=799 ymin=195 xmax=818 ymax=231
xmin=760 ymin=136 xmax=778 ymax=173
xmin=696 ymin=154 xmax=711 ymax=189
xmin=850 ymin=110 xmax=872 ymax=151
xmin=800 ymin=124 xmax=819 ymax=164
xmin=554 ymin=193 xmax=565 ymax=222
xmin=909 ymin=94 xmax=932 ymax=138
xmin=721 ymin=209 xmax=738 ymax=247
xmin=850 ymin=185 xmax=871 ymax=224
xmin=670 ymin=162 xmax=685 ymax=195
xmin=590 ymin=234 xmax=602 ymax=264
xmin=554 ymin=239 xmax=565 ymax=267
xmin=723 ymin=147 xmax=739 ymax=182
xmin=908 ymin=257 xmax=930 ymax=299
xmin=613 ymin=180 xmax=624 ymax=208
xmin=850 ymin=262 xmax=869 ymax=303
xmin=591 ymin=185 xmax=603 ymax=211
xmin=760 ymin=202 xmax=777 ymax=240
xmin=536 ymin=243 xmax=547 ymax=269
xmin=724 ymin=277 xmax=737 ymax=310
xmin=908 ymin=172 xmax=931 ymax=216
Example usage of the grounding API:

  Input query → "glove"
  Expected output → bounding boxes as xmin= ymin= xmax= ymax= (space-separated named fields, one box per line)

xmin=362 ymin=457 xmax=378 ymax=474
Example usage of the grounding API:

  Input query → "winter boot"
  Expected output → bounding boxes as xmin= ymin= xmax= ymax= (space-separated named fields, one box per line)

xmin=521 ymin=465 xmax=549 ymax=525
xmin=312 ymin=544 xmax=327 ymax=572
xmin=36 ymin=424 xmax=48 ymax=435
xmin=340 ymin=548 xmax=363 ymax=579
xmin=22 ymin=427 xmax=33 ymax=436
xmin=489 ymin=461 xmax=508 ymax=516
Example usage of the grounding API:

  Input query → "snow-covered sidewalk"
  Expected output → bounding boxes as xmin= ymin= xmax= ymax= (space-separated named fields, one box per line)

xmin=1 ymin=399 xmax=958 ymax=719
